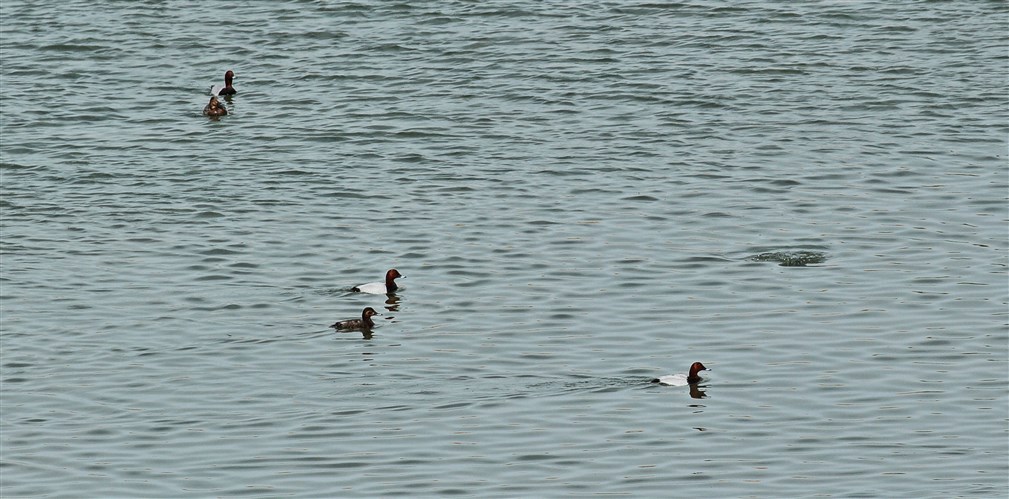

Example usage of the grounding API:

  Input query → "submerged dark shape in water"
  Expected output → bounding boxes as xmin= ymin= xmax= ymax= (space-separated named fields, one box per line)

xmin=748 ymin=251 xmax=827 ymax=267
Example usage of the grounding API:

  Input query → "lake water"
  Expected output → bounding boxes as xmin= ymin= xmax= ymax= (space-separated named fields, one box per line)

xmin=2 ymin=1 xmax=1007 ymax=497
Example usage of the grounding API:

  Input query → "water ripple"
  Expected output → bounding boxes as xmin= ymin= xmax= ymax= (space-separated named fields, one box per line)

xmin=1 ymin=0 xmax=1006 ymax=497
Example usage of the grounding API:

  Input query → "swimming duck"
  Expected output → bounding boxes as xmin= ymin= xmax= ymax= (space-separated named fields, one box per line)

xmin=211 ymin=70 xmax=236 ymax=96
xmin=652 ymin=362 xmax=708 ymax=386
xmin=352 ymin=269 xmax=403 ymax=294
xmin=330 ymin=307 xmax=379 ymax=331
xmin=203 ymin=96 xmax=227 ymax=117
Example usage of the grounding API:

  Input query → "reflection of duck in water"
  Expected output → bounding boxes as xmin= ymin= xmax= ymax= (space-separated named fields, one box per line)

xmin=352 ymin=269 xmax=403 ymax=294
xmin=331 ymin=307 xmax=379 ymax=331
xmin=652 ymin=362 xmax=708 ymax=386
xmin=381 ymin=293 xmax=401 ymax=312
xmin=203 ymin=96 xmax=227 ymax=117
xmin=688 ymin=384 xmax=707 ymax=399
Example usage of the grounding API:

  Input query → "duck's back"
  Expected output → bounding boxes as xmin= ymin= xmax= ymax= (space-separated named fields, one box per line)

xmin=651 ymin=374 xmax=689 ymax=386
xmin=333 ymin=319 xmax=362 ymax=329
xmin=352 ymin=282 xmax=386 ymax=294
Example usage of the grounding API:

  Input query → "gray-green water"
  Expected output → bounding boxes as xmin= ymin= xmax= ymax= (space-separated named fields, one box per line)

xmin=2 ymin=1 xmax=1007 ymax=497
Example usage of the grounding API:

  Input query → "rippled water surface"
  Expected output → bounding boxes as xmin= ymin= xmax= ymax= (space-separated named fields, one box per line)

xmin=2 ymin=1 xmax=1007 ymax=497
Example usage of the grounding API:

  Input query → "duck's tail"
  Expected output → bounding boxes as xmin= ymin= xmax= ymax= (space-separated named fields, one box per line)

xmin=210 ymin=85 xmax=223 ymax=97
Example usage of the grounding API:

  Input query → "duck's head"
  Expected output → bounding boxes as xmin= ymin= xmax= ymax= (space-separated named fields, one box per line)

xmin=689 ymin=362 xmax=708 ymax=376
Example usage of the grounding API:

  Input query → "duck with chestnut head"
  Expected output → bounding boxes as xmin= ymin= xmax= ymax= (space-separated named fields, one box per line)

xmin=217 ymin=70 xmax=236 ymax=96
xmin=652 ymin=362 xmax=708 ymax=386
xmin=352 ymin=269 xmax=404 ymax=294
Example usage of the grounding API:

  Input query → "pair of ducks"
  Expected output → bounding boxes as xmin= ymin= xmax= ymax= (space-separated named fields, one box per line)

xmin=329 ymin=269 xmax=708 ymax=387
xmin=330 ymin=269 xmax=403 ymax=331
xmin=203 ymin=70 xmax=236 ymax=117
